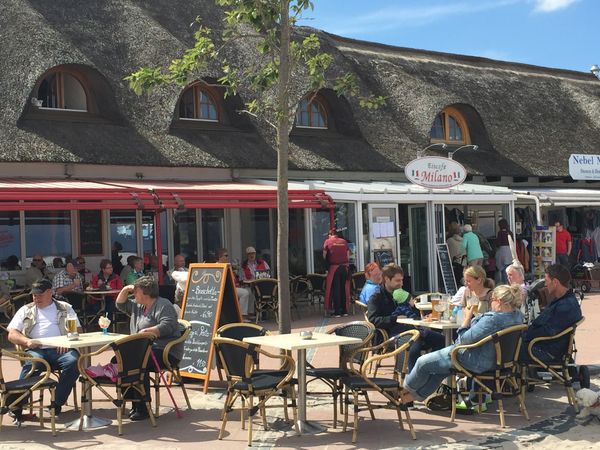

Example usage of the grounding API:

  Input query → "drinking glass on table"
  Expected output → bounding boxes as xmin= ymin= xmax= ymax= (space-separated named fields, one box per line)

xmin=66 ymin=311 xmax=79 ymax=340
xmin=430 ymin=293 xmax=442 ymax=321
xmin=434 ymin=297 xmax=448 ymax=321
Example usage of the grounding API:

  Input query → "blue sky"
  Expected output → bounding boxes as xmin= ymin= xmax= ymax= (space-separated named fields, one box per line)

xmin=303 ymin=0 xmax=598 ymax=73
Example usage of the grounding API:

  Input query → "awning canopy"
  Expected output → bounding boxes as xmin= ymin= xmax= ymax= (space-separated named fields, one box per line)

xmin=0 ymin=179 xmax=334 ymax=211
xmin=514 ymin=188 xmax=600 ymax=207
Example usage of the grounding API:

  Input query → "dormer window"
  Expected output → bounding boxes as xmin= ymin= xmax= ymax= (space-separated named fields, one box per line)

xmin=37 ymin=71 xmax=88 ymax=112
xmin=178 ymin=83 xmax=219 ymax=122
xmin=295 ymin=97 xmax=328 ymax=129
xmin=429 ymin=106 xmax=470 ymax=144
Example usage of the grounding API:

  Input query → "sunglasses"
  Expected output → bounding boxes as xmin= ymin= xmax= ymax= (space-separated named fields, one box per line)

xmin=33 ymin=259 xmax=43 ymax=262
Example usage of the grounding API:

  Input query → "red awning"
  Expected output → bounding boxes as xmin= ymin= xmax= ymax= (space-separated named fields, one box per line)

xmin=0 ymin=179 xmax=334 ymax=211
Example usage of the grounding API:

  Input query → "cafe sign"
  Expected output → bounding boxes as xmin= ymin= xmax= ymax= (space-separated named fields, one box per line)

xmin=569 ymin=154 xmax=600 ymax=180
xmin=405 ymin=156 xmax=466 ymax=189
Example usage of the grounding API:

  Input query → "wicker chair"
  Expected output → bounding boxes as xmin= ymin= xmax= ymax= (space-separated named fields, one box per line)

xmin=0 ymin=348 xmax=57 ymax=436
xmin=450 ymin=324 xmax=529 ymax=427
xmin=350 ymin=272 xmax=366 ymax=314
xmin=304 ymin=273 xmax=327 ymax=309
xmin=306 ymin=321 xmax=375 ymax=428
xmin=77 ymin=333 xmax=156 ymax=435
xmin=521 ymin=318 xmax=585 ymax=410
xmin=342 ymin=330 xmax=420 ymax=443
xmin=246 ymin=279 xmax=278 ymax=323
xmin=213 ymin=336 xmax=299 ymax=446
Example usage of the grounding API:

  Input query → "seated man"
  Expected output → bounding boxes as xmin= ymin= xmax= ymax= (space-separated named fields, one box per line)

xmin=217 ymin=248 xmax=252 ymax=319
xmin=116 ymin=276 xmax=183 ymax=421
xmin=367 ymin=264 xmax=444 ymax=371
xmin=520 ymin=264 xmax=582 ymax=363
xmin=358 ymin=262 xmax=381 ymax=305
xmin=7 ymin=278 xmax=82 ymax=417
xmin=52 ymin=262 xmax=84 ymax=297
xmin=125 ymin=256 xmax=145 ymax=286
xmin=25 ymin=254 xmax=49 ymax=287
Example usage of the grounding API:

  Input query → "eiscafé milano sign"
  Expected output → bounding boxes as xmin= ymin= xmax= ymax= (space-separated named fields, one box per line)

xmin=569 ymin=154 xmax=600 ymax=180
xmin=404 ymin=156 xmax=466 ymax=189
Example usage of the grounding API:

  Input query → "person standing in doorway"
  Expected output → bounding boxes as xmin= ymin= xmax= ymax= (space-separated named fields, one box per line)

xmin=461 ymin=224 xmax=484 ymax=267
xmin=495 ymin=219 xmax=513 ymax=283
xmin=555 ymin=221 xmax=572 ymax=268
xmin=323 ymin=229 xmax=350 ymax=317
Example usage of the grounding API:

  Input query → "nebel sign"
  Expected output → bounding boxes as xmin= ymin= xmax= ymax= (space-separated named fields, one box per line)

xmin=405 ymin=156 xmax=466 ymax=189
xmin=569 ymin=154 xmax=600 ymax=180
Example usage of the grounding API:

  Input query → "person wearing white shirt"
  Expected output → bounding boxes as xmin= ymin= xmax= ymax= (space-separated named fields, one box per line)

xmin=7 ymin=278 xmax=82 ymax=417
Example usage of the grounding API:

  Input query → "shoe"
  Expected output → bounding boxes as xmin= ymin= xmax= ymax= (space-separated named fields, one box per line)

xmin=333 ymin=314 xmax=342 ymax=318
xmin=455 ymin=400 xmax=487 ymax=414
xmin=8 ymin=408 xmax=23 ymax=424
xmin=130 ymin=411 xmax=150 ymax=421
xmin=342 ymin=313 xmax=349 ymax=317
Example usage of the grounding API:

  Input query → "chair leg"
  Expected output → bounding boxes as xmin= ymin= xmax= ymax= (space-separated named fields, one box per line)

xmin=117 ymin=390 xmax=123 ymax=436
xmin=496 ymin=379 xmax=506 ymax=428
xmin=259 ymin=396 xmax=268 ymax=430
xmin=290 ymin=386 xmax=299 ymax=435
xmin=342 ymin=387 xmax=349 ymax=432
xmin=332 ymin=390 xmax=338 ymax=429
xmin=218 ymin=391 xmax=232 ymax=440
xmin=175 ymin=370 xmax=192 ymax=410
xmin=247 ymin=395 xmax=254 ymax=447
xmin=352 ymin=390 xmax=359 ymax=444
xmin=511 ymin=376 xmax=529 ymax=420
xmin=50 ymin=388 xmax=56 ymax=436
xmin=363 ymin=391 xmax=376 ymax=420
xmin=154 ymin=372 xmax=160 ymax=417
xmin=146 ymin=398 xmax=157 ymax=428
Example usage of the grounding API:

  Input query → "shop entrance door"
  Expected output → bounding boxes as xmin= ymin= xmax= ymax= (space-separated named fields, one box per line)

xmin=368 ymin=205 xmax=399 ymax=267
xmin=408 ymin=205 xmax=429 ymax=293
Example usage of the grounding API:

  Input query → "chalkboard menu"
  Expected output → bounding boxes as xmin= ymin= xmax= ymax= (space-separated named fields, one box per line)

xmin=79 ymin=210 xmax=103 ymax=255
xmin=179 ymin=263 xmax=242 ymax=392
xmin=436 ymin=243 xmax=458 ymax=295
xmin=374 ymin=249 xmax=394 ymax=268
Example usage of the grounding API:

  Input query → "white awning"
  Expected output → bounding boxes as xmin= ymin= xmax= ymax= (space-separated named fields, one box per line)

xmin=272 ymin=180 xmax=516 ymax=203
xmin=513 ymin=188 xmax=600 ymax=207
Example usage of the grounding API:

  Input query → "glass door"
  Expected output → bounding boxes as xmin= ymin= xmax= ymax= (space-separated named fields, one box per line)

xmin=408 ymin=205 xmax=429 ymax=293
xmin=367 ymin=204 xmax=399 ymax=266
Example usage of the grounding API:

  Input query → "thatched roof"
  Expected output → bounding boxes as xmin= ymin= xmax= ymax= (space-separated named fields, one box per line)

xmin=1 ymin=0 xmax=599 ymax=177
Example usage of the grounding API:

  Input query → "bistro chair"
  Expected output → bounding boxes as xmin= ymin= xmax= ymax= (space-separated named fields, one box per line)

xmin=341 ymin=330 xmax=420 ymax=443
xmin=0 ymin=348 xmax=57 ymax=436
xmin=306 ymin=321 xmax=375 ymax=428
xmin=289 ymin=275 xmax=310 ymax=316
xmin=77 ymin=333 xmax=156 ymax=435
xmin=151 ymin=319 xmax=192 ymax=417
xmin=247 ymin=278 xmax=278 ymax=323
xmin=304 ymin=273 xmax=327 ymax=309
xmin=521 ymin=318 xmax=585 ymax=411
xmin=450 ymin=324 xmax=529 ymax=427
xmin=361 ymin=310 xmax=390 ymax=376
xmin=213 ymin=336 xmax=299 ymax=446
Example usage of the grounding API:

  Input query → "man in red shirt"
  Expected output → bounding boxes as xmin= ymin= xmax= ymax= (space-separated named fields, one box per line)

xmin=554 ymin=221 xmax=572 ymax=267
xmin=323 ymin=229 xmax=350 ymax=317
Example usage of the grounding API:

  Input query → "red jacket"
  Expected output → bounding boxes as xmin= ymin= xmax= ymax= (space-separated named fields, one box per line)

xmin=323 ymin=236 xmax=349 ymax=266
xmin=242 ymin=259 xmax=269 ymax=281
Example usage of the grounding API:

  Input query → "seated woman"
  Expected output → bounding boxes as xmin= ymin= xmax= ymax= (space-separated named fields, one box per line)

xmin=116 ymin=276 xmax=183 ymax=421
xmin=403 ymin=284 xmax=524 ymax=401
xmin=90 ymin=259 xmax=124 ymax=320
xmin=451 ymin=265 xmax=494 ymax=315
xmin=358 ymin=262 xmax=382 ymax=305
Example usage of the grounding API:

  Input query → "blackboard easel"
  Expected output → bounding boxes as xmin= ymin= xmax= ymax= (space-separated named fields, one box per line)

xmin=436 ymin=243 xmax=458 ymax=295
xmin=374 ymin=249 xmax=394 ymax=268
xmin=179 ymin=263 xmax=242 ymax=393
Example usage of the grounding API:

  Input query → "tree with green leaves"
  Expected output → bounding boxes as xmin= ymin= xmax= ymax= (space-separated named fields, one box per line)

xmin=127 ymin=0 xmax=384 ymax=333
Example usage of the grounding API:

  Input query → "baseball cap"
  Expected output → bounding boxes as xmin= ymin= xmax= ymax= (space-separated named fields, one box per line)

xmin=245 ymin=246 xmax=256 ymax=254
xmin=31 ymin=278 xmax=53 ymax=294
xmin=392 ymin=289 xmax=410 ymax=304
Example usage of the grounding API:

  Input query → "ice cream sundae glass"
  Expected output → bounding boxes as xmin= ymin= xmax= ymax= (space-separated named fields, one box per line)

xmin=99 ymin=315 xmax=111 ymax=335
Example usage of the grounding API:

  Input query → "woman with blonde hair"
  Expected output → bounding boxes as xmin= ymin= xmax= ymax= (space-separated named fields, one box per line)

xmin=404 ymin=283 xmax=524 ymax=401
xmin=451 ymin=265 xmax=495 ymax=314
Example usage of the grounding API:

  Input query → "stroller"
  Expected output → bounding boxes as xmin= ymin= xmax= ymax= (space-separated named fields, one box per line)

xmin=524 ymin=279 xmax=590 ymax=391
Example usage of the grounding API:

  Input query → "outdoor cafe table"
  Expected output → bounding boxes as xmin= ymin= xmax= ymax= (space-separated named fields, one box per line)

xmin=33 ymin=331 xmax=128 ymax=430
xmin=396 ymin=317 xmax=460 ymax=346
xmin=243 ymin=332 xmax=362 ymax=434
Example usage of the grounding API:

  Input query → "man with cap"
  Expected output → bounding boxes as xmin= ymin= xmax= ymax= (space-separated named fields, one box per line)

xmin=241 ymin=246 xmax=270 ymax=282
xmin=7 ymin=278 xmax=82 ymax=418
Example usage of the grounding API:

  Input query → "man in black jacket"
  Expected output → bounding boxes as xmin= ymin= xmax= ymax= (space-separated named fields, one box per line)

xmin=368 ymin=264 xmax=444 ymax=371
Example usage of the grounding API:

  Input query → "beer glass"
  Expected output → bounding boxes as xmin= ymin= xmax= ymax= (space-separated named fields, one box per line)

xmin=66 ymin=312 xmax=79 ymax=340
xmin=430 ymin=293 xmax=441 ymax=321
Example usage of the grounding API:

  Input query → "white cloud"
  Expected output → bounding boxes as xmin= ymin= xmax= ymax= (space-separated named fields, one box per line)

xmin=532 ymin=0 xmax=579 ymax=13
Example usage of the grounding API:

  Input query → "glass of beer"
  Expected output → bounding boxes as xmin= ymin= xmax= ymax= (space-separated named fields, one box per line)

xmin=66 ymin=312 xmax=79 ymax=340
xmin=430 ymin=293 xmax=442 ymax=321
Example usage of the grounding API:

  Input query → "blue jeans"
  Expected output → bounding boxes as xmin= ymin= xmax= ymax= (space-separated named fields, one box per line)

xmin=20 ymin=348 xmax=79 ymax=407
xmin=404 ymin=346 xmax=453 ymax=400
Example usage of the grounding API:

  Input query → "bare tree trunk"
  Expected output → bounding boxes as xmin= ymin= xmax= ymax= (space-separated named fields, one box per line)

xmin=277 ymin=0 xmax=291 ymax=334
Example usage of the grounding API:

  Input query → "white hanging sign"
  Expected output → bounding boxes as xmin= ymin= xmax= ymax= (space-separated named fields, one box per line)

xmin=569 ymin=154 xmax=600 ymax=180
xmin=404 ymin=156 xmax=466 ymax=189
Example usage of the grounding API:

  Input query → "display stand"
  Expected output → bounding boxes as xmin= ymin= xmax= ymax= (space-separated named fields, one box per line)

xmin=532 ymin=226 xmax=556 ymax=278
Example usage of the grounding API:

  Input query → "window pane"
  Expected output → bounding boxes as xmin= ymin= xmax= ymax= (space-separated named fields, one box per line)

xmin=110 ymin=210 xmax=137 ymax=256
xmin=63 ymin=73 xmax=87 ymax=111
xmin=173 ymin=209 xmax=198 ymax=264
xmin=312 ymin=203 xmax=356 ymax=273
xmin=38 ymin=75 xmax=59 ymax=108
xmin=448 ymin=116 xmax=463 ymax=141
xmin=0 ymin=211 xmax=21 ymax=271
xmin=140 ymin=211 xmax=168 ymax=270
xmin=295 ymin=99 xmax=309 ymax=126
xmin=240 ymin=208 xmax=272 ymax=267
xmin=289 ymin=209 xmax=306 ymax=275
xmin=198 ymin=90 xmax=218 ymax=121
xmin=179 ymin=88 xmax=195 ymax=118
xmin=202 ymin=209 xmax=224 ymax=262
xmin=430 ymin=114 xmax=444 ymax=139
xmin=25 ymin=211 xmax=71 ymax=263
